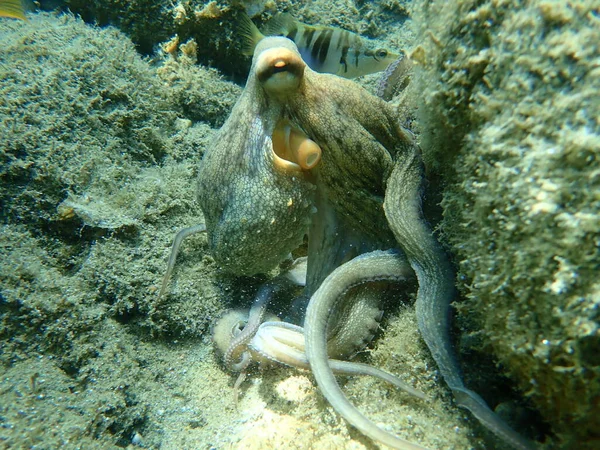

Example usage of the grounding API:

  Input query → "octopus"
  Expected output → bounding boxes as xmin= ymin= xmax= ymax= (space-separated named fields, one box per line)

xmin=161 ymin=36 xmax=533 ymax=450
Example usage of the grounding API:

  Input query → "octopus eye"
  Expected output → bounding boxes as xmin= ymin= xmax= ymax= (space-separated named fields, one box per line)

xmin=375 ymin=48 xmax=388 ymax=60
xmin=256 ymin=47 xmax=306 ymax=95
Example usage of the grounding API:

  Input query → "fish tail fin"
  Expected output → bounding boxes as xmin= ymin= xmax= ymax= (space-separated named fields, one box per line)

xmin=238 ymin=11 xmax=264 ymax=56
xmin=0 ymin=0 xmax=27 ymax=20
xmin=262 ymin=12 xmax=296 ymax=36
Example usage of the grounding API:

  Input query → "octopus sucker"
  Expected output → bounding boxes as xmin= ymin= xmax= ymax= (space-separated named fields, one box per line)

xmin=251 ymin=321 xmax=426 ymax=400
xmin=220 ymin=278 xmax=291 ymax=371
xmin=214 ymin=312 xmax=427 ymax=401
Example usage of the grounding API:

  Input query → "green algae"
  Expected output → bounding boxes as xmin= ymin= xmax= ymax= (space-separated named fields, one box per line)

xmin=0 ymin=12 xmax=233 ymax=447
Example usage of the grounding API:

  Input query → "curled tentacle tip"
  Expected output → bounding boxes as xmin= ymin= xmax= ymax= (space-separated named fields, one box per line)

xmin=213 ymin=308 xmax=282 ymax=371
xmin=256 ymin=47 xmax=306 ymax=95
xmin=212 ymin=309 xmax=249 ymax=360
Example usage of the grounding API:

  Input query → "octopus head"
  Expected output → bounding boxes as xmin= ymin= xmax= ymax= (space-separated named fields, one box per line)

xmin=197 ymin=37 xmax=317 ymax=277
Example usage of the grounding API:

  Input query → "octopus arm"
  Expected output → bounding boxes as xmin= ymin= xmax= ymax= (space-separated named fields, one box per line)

xmin=305 ymin=249 xmax=428 ymax=450
xmin=383 ymin=146 xmax=534 ymax=450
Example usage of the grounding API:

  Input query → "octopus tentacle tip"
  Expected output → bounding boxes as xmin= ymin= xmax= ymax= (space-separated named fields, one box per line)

xmin=212 ymin=309 xmax=249 ymax=361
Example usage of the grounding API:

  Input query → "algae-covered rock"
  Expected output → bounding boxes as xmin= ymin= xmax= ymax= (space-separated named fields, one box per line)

xmin=1 ymin=13 xmax=174 ymax=226
xmin=64 ymin=0 xmax=259 ymax=79
xmin=64 ymin=0 xmax=412 ymax=81
xmin=411 ymin=0 xmax=600 ymax=447
xmin=64 ymin=0 xmax=176 ymax=54
xmin=0 ymin=13 xmax=229 ymax=447
xmin=157 ymin=54 xmax=242 ymax=127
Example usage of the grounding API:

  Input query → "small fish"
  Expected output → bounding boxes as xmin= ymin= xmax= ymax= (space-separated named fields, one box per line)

xmin=239 ymin=12 xmax=398 ymax=79
xmin=0 ymin=0 xmax=26 ymax=20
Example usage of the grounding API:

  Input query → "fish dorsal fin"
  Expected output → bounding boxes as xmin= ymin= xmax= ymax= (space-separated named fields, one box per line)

xmin=0 ymin=0 xmax=27 ymax=20
xmin=238 ymin=11 xmax=265 ymax=56
xmin=262 ymin=12 xmax=297 ymax=37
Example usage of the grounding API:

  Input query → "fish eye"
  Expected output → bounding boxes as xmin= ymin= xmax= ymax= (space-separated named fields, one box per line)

xmin=375 ymin=49 xmax=388 ymax=59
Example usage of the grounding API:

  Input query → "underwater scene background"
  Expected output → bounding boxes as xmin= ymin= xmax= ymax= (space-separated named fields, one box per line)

xmin=1 ymin=0 xmax=598 ymax=449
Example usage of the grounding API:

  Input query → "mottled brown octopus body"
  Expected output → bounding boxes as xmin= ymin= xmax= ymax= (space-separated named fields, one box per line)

xmin=193 ymin=37 xmax=533 ymax=450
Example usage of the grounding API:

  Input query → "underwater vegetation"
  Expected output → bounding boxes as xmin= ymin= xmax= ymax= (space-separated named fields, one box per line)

xmin=411 ymin=0 xmax=600 ymax=447
xmin=0 ymin=12 xmax=243 ymax=447
xmin=61 ymin=0 xmax=411 ymax=81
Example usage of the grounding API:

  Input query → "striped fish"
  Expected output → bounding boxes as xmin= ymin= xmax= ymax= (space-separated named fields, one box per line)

xmin=0 ymin=0 xmax=26 ymax=20
xmin=240 ymin=12 xmax=398 ymax=79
